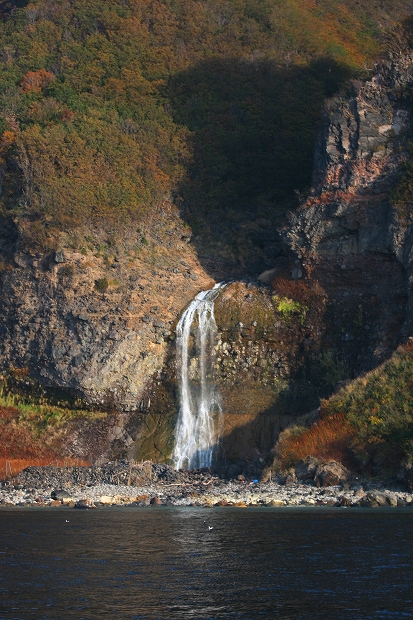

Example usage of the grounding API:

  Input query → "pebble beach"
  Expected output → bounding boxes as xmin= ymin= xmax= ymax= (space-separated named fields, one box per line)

xmin=1 ymin=461 xmax=412 ymax=509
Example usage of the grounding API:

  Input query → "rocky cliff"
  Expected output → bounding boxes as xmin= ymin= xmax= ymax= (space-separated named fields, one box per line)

xmin=2 ymin=50 xmax=413 ymax=467
xmin=286 ymin=51 xmax=413 ymax=366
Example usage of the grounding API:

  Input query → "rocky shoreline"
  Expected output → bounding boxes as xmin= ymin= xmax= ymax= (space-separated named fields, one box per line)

xmin=1 ymin=461 xmax=412 ymax=509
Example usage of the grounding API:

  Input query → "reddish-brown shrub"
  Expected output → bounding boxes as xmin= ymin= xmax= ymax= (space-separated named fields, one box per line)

xmin=19 ymin=69 xmax=55 ymax=93
xmin=277 ymin=413 xmax=356 ymax=469
xmin=272 ymin=277 xmax=326 ymax=304
xmin=0 ymin=405 xmax=56 ymax=461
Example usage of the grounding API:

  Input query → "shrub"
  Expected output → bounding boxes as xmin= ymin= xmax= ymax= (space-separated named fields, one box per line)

xmin=276 ymin=413 xmax=356 ymax=469
xmin=275 ymin=343 xmax=413 ymax=474
xmin=58 ymin=264 xmax=75 ymax=277
xmin=95 ymin=277 xmax=109 ymax=292
xmin=273 ymin=294 xmax=308 ymax=326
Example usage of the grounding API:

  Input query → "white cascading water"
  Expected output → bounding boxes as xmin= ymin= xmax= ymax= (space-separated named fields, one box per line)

xmin=173 ymin=283 xmax=225 ymax=470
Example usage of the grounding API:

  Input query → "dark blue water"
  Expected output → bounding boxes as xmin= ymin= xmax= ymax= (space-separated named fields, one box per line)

xmin=0 ymin=507 xmax=412 ymax=619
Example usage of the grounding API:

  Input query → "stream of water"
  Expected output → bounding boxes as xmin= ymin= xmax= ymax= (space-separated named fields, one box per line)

xmin=173 ymin=283 xmax=225 ymax=470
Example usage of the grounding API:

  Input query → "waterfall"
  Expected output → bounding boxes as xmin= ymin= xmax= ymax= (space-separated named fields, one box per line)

xmin=173 ymin=283 xmax=225 ymax=470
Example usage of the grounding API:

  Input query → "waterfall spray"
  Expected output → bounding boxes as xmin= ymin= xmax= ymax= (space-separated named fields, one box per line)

xmin=173 ymin=283 xmax=225 ymax=470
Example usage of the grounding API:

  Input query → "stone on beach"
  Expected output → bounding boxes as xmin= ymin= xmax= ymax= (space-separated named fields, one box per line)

xmin=99 ymin=495 xmax=115 ymax=505
xmin=75 ymin=498 xmax=96 ymax=509
xmin=51 ymin=489 xmax=72 ymax=500
xmin=150 ymin=497 xmax=162 ymax=506
xmin=314 ymin=461 xmax=349 ymax=488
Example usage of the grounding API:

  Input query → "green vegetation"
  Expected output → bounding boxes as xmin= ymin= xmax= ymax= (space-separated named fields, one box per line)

xmin=94 ymin=276 xmax=109 ymax=292
xmin=273 ymin=295 xmax=308 ymax=326
xmin=0 ymin=369 xmax=107 ymax=440
xmin=278 ymin=343 xmax=413 ymax=474
xmin=323 ymin=344 xmax=413 ymax=460
xmin=0 ymin=0 xmax=411 ymax=246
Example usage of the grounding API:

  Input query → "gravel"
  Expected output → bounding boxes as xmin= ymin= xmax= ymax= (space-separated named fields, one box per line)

xmin=1 ymin=461 xmax=412 ymax=508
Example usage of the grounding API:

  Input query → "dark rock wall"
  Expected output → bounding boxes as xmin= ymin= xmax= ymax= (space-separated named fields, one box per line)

xmin=287 ymin=52 xmax=413 ymax=366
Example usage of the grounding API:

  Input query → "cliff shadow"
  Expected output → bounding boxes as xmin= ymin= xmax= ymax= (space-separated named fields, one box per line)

xmin=0 ymin=0 xmax=28 ymax=18
xmin=166 ymin=57 xmax=353 ymax=280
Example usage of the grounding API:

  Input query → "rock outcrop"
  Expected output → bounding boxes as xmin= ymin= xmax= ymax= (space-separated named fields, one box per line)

xmin=286 ymin=52 xmax=413 ymax=367
xmin=0 ymin=206 xmax=213 ymax=411
xmin=2 ymin=51 xmax=413 ymax=467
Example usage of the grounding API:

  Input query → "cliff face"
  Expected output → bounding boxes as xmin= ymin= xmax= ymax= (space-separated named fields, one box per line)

xmin=2 ymin=51 xmax=413 ymax=467
xmin=286 ymin=52 xmax=413 ymax=366
xmin=0 ymin=204 xmax=213 ymax=410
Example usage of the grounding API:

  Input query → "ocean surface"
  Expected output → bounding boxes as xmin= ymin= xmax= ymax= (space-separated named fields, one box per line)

xmin=0 ymin=507 xmax=412 ymax=619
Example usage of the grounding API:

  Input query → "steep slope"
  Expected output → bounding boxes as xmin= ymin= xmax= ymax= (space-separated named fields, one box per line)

xmin=0 ymin=2 xmax=413 ymax=465
xmin=287 ymin=49 xmax=413 ymax=364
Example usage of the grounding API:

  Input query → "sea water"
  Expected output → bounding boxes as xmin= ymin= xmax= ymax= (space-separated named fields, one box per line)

xmin=1 ymin=507 xmax=413 ymax=619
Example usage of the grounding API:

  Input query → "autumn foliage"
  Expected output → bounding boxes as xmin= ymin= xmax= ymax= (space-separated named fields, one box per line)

xmin=19 ymin=69 xmax=55 ymax=93
xmin=276 ymin=412 xmax=356 ymax=469
xmin=0 ymin=0 xmax=410 ymax=239
xmin=276 ymin=343 xmax=413 ymax=474
xmin=0 ymin=405 xmax=49 ymax=457
xmin=0 ymin=404 xmax=89 ymax=480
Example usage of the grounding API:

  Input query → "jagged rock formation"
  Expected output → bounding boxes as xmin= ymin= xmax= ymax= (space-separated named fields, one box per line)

xmin=286 ymin=51 xmax=413 ymax=367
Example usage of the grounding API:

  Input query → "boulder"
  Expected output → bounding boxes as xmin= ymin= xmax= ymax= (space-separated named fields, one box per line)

xmin=295 ymin=456 xmax=319 ymax=481
xmin=75 ymin=498 xmax=96 ymax=509
xmin=51 ymin=489 xmax=71 ymax=500
xmin=387 ymin=495 xmax=398 ymax=507
xmin=337 ymin=495 xmax=351 ymax=507
xmin=61 ymin=497 xmax=74 ymax=506
xmin=370 ymin=492 xmax=388 ymax=507
xmin=99 ymin=495 xmax=114 ymax=505
xmin=314 ymin=461 xmax=349 ymax=488
xmin=266 ymin=499 xmax=286 ymax=507
xmin=149 ymin=497 xmax=162 ymax=506
xmin=360 ymin=496 xmax=380 ymax=508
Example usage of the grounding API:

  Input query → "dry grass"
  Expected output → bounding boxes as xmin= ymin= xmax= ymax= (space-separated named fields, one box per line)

xmin=277 ymin=413 xmax=356 ymax=469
